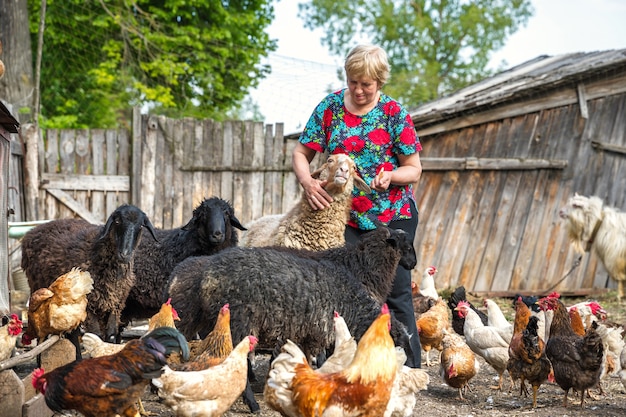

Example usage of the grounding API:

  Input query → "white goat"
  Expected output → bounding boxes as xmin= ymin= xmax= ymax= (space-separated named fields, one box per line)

xmin=559 ymin=194 xmax=626 ymax=300
xmin=242 ymin=154 xmax=371 ymax=251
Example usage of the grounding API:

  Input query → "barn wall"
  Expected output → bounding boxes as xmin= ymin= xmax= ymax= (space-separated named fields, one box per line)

xmin=414 ymin=91 xmax=626 ymax=294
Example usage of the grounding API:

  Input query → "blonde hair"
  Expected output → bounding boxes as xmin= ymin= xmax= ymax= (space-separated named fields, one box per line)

xmin=344 ymin=44 xmax=390 ymax=87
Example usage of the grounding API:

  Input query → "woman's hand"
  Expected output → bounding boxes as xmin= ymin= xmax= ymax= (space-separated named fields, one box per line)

xmin=303 ymin=177 xmax=332 ymax=210
xmin=371 ymin=169 xmax=390 ymax=192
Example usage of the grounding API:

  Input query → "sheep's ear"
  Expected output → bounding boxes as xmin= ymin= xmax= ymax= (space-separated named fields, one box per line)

xmin=311 ymin=163 xmax=328 ymax=179
xmin=353 ymin=175 xmax=371 ymax=193
xmin=181 ymin=216 xmax=196 ymax=231
xmin=99 ymin=214 xmax=116 ymax=240
xmin=230 ymin=214 xmax=247 ymax=231
xmin=143 ymin=216 xmax=159 ymax=242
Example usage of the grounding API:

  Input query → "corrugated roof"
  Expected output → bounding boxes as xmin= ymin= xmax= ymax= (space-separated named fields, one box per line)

xmin=410 ymin=48 xmax=626 ymax=125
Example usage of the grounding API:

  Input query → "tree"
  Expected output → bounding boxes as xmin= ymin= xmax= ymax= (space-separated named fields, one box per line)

xmin=27 ymin=0 xmax=277 ymax=128
xmin=0 ymin=0 xmax=34 ymax=123
xmin=298 ymin=0 xmax=533 ymax=106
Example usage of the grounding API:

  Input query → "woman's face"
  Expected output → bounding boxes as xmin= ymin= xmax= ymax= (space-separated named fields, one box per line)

xmin=347 ymin=75 xmax=379 ymax=107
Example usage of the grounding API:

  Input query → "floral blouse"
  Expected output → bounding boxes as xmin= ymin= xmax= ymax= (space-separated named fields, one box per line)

xmin=299 ymin=89 xmax=422 ymax=230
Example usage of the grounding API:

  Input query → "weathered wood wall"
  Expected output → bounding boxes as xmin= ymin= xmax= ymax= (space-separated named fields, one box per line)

xmin=413 ymin=90 xmax=626 ymax=295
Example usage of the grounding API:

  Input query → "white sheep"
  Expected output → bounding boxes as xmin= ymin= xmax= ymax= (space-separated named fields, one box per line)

xmin=242 ymin=153 xmax=371 ymax=251
xmin=559 ymin=194 xmax=626 ymax=300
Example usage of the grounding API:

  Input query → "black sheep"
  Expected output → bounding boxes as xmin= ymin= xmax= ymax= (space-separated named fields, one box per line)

xmin=20 ymin=205 xmax=157 ymax=349
xmin=167 ymin=226 xmax=417 ymax=413
xmin=120 ymin=197 xmax=246 ymax=326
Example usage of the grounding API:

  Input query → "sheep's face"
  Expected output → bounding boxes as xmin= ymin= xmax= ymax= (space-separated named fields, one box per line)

xmin=314 ymin=154 xmax=370 ymax=195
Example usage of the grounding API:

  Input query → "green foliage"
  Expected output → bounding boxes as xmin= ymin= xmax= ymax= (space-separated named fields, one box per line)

xmin=29 ymin=0 xmax=276 ymax=128
xmin=298 ymin=0 xmax=533 ymax=107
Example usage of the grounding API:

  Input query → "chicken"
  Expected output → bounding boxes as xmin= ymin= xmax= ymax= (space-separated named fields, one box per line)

xmin=170 ymin=303 xmax=233 ymax=371
xmin=538 ymin=296 xmax=604 ymax=408
xmin=82 ymin=332 xmax=126 ymax=358
xmin=384 ymin=347 xmax=430 ymax=417
xmin=619 ymin=346 xmax=626 ymax=392
xmin=152 ymin=335 xmax=258 ymax=417
xmin=568 ymin=307 xmax=586 ymax=336
xmin=0 ymin=314 xmax=23 ymax=362
xmin=32 ymin=326 xmax=190 ymax=417
xmin=447 ymin=286 xmax=488 ymax=336
xmin=316 ymin=311 xmax=357 ymax=374
xmin=439 ymin=329 xmax=479 ymax=400
xmin=567 ymin=300 xmax=607 ymax=327
xmin=265 ymin=304 xmax=399 ymax=417
xmin=411 ymin=282 xmax=436 ymax=317
xmin=416 ymin=265 xmax=438 ymax=300
xmin=416 ymin=297 xmax=449 ymax=366
xmin=484 ymin=298 xmax=513 ymax=341
xmin=508 ymin=297 xmax=532 ymax=360
xmin=454 ymin=300 xmax=510 ymax=390
xmin=22 ymin=268 xmax=93 ymax=358
xmin=506 ymin=316 xmax=551 ymax=408
xmin=148 ymin=297 xmax=180 ymax=331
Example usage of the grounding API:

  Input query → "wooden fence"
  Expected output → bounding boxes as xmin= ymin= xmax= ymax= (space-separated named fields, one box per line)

xmin=20 ymin=108 xmax=309 ymax=230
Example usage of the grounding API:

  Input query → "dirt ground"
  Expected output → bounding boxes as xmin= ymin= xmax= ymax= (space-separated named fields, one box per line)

xmin=14 ymin=292 xmax=626 ymax=417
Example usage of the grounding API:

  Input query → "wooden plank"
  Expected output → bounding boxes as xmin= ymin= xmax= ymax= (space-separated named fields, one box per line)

xmin=220 ymin=121 xmax=234 ymax=206
xmin=231 ymin=121 xmax=244 ymax=221
xmin=211 ymin=121 xmax=224 ymax=200
xmin=191 ymin=120 xmax=204 ymax=213
xmin=590 ymin=140 xmax=626 ymax=155
xmin=141 ymin=115 xmax=158 ymax=222
xmin=44 ymin=129 xmax=58 ymax=173
xmin=272 ymin=124 xmax=286 ymax=215
xmin=46 ymin=188 xmax=101 ymax=224
xmin=170 ymin=117 xmax=185 ymax=228
xmin=159 ymin=117 xmax=174 ymax=229
xmin=577 ymin=83 xmax=589 ymax=119
xmin=91 ymin=130 xmax=106 ymax=222
xmin=181 ymin=118 xmax=195 ymax=226
xmin=202 ymin=119 xmax=215 ymax=201
xmin=131 ymin=107 xmax=143 ymax=206
xmin=150 ymin=116 xmax=166 ymax=228
xmin=57 ymin=130 xmax=76 ymax=219
xmin=248 ymin=122 xmax=265 ymax=222
xmin=41 ymin=174 xmax=129 ymax=191
xmin=74 ymin=129 xmax=91 ymax=220
xmin=105 ymin=129 xmax=119 ymax=215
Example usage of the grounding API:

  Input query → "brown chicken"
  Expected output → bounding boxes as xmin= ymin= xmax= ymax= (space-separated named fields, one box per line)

xmin=439 ymin=330 xmax=479 ymax=400
xmin=538 ymin=296 xmax=604 ymax=408
xmin=22 ymin=268 xmax=93 ymax=357
xmin=411 ymin=281 xmax=436 ymax=317
xmin=416 ymin=297 xmax=449 ymax=366
xmin=507 ymin=297 xmax=532 ymax=361
xmin=170 ymin=303 xmax=233 ymax=371
xmin=153 ymin=335 xmax=258 ymax=417
xmin=506 ymin=315 xmax=551 ymax=408
xmin=0 ymin=314 xmax=23 ymax=362
xmin=568 ymin=307 xmax=586 ymax=336
xmin=32 ymin=326 xmax=189 ymax=417
xmin=148 ymin=297 xmax=180 ymax=331
xmin=266 ymin=304 xmax=398 ymax=417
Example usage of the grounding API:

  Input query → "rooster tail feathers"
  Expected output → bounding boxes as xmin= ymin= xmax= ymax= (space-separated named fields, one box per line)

xmin=142 ymin=326 xmax=190 ymax=361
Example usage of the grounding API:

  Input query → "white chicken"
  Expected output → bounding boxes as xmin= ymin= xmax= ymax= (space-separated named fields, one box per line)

xmin=417 ymin=266 xmax=439 ymax=300
xmin=152 ymin=335 xmax=258 ymax=417
xmin=484 ymin=298 xmax=513 ymax=342
xmin=455 ymin=300 xmax=510 ymax=390
xmin=0 ymin=314 xmax=23 ymax=362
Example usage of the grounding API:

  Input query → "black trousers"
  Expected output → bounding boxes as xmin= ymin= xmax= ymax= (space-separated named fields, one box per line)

xmin=344 ymin=202 xmax=422 ymax=368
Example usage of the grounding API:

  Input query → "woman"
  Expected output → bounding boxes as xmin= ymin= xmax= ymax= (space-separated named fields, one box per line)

xmin=292 ymin=44 xmax=423 ymax=368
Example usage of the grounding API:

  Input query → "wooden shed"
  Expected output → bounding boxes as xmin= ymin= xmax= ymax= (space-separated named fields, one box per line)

xmin=0 ymin=100 xmax=19 ymax=315
xmin=410 ymin=48 xmax=626 ymax=296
